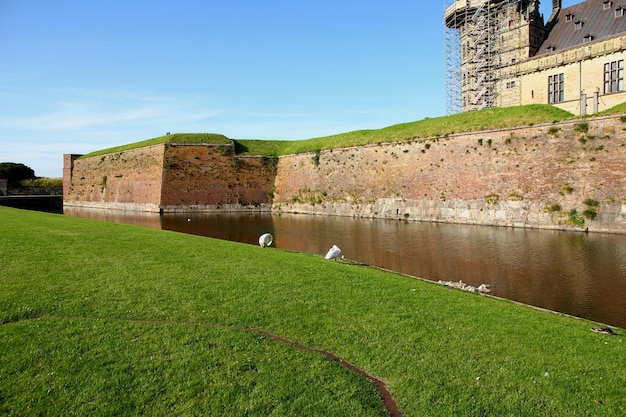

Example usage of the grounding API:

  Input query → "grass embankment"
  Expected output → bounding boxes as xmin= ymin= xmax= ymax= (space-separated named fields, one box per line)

xmin=78 ymin=104 xmax=575 ymax=160
xmin=235 ymin=104 xmax=575 ymax=156
xmin=1 ymin=206 xmax=624 ymax=416
xmin=80 ymin=133 xmax=232 ymax=159
xmin=20 ymin=177 xmax=63 ymax=188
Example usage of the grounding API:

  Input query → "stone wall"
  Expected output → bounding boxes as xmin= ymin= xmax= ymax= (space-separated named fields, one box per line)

xmin=64 ymin=145 xmax=165 ymax=212
xmin=272 ymin=116 xmax=626 ymax=233
xmin=158 ymin=144 xmax=276 ymax=212
xmin=64 ymin=143 xmax=277 ymax=213
xmin=63 ymin=115 xmax=626 ymax=233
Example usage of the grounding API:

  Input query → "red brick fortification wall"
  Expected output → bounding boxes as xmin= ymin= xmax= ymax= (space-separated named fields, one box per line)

xmin=158 ymin=145 xmax=276 ymax=212
xmin=63 ymin=145 xmax=165 ymax=212
xmin=273 ymin=116 xmax=626 ymax=233
xmin=64 ymin=143 xmax=277 ymax=213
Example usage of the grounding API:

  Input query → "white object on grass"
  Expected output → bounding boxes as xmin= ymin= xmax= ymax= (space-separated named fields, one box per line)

xmin=259 ymin=233 xmax=273 ymax=247
xmin=324 ymin=245 xmax=342 ymax=260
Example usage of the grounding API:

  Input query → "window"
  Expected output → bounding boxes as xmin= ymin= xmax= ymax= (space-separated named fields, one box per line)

xmin=603 ymin=1 xmax=613 ymax=10
xmin=546 ymin=46 xmax=556 ymax=53
xmin=616 ymin=7 xmax=624 ymax=17
xmin=583 ymin=34 xmax=594 ymax=43
xmin=566 ymin=13 xmax=575 ymax=21
xmin=575 ymin=20 xmax=584 ymax=29
xmin=506 ymin=80 xmax=516 ymax=89
xmin=604 ymin=60 xmax=624 ymax=93
xmin=548 ymin=73 xmax=564 ymax=103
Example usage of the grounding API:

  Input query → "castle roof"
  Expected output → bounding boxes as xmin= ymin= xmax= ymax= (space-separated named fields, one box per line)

xmin=535 ymin=0 xmax=626 ymax=56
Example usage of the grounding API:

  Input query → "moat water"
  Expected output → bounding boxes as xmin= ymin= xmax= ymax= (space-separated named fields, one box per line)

xmin=65 ymin=208 xmax=626 ymax=329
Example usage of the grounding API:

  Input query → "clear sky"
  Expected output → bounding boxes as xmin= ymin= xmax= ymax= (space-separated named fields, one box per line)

xmin=1 ymin=0 xmax=577 ymax=178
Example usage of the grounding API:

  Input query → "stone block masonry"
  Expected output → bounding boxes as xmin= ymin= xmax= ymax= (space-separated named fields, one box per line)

xmin=272 ymin=116 xmax=626 ymax=234
xmin=64 ymin=115 xmax=626 ymax=233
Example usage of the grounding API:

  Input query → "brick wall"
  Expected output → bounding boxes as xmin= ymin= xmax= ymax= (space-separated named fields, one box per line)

xmin=64 ymin=143 xmax=277 ymax=213
xmin=63 ymin=115 xmax=626 ymax=232
xmin=272 ymin=116 xmax=626 ymax=233
xmin=158 ymin=145 xmax=276 ymax=211
xmin=63 ymin=145 xmax=166 ymax=211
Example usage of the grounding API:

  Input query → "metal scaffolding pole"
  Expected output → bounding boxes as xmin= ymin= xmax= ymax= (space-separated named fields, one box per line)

xmin=444 ymin=0 xmax=463 ymax=115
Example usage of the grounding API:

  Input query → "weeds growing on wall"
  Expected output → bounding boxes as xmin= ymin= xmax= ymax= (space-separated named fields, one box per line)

xmin=568 ymin=209 xmax=585 ymax=227
xmin=312 ymin=150 xmax=321 ymax=167
xmin=574 ymin=122 xmax=589 ymax=133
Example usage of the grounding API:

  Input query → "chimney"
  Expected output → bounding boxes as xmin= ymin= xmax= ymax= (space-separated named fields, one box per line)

xmin=546 ymin=0 xmax=562 ymax=30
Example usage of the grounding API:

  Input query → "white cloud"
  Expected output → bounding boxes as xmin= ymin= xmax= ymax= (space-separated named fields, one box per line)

xmin=0 ymin=88 xmax=228 ymax=132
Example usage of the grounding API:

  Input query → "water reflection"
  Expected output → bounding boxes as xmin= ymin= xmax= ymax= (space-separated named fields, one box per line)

xmin=64 ymin=208 xmax=626 ymax=329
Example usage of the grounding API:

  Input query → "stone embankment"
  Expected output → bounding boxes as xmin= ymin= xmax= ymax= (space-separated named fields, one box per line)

xmin=272 ymin=116 xmax=626 ymax=234
xmin=64 ymin=116 xmax=626 ymax=233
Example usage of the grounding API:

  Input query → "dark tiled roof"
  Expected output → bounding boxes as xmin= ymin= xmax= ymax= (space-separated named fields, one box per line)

xmin=535 ymin=0 xmax=626 ymax=56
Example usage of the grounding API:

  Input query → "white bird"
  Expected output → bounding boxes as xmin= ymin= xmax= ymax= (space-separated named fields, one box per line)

xmin=258 ymin=233 xmax=273 ymax=248
xmin=324 ymin=245 xmax=342 ymax=260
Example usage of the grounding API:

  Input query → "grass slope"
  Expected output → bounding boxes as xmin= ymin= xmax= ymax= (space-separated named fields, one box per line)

xmin=235 ymin=104 xmax=575 ymax=156
xmin=1 ymin=206 xmax=624 ymax=416
xmin=80 ymin=133 xmax=231 ymax=159
xmin=78 ymin=104 xmax=577 ymax=159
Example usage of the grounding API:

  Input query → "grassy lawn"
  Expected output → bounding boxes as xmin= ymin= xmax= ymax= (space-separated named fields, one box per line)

xmin=1 ymin=206 xmax=624 ymax=416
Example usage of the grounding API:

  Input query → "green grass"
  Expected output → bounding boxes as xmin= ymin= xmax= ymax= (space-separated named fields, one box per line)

xmin=235 ymin=104 xmax=575 ymax=156
xmin=80 ymin=133 xmax=231 ymax=159
xmin=1 ymin=206 xmax=625 ymax=416
xmin=20 ymin=177 xmax=63 ymax=187
xmin=597 ymin=101 xmax=626 ymax=115
xmin=77 ymin=104 xmax=577 ymax=159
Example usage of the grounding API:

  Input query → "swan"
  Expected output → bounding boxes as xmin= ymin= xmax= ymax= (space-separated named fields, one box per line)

xmin=324 ymin=245 xmax=342 ymax=260
xmin=258 ymin=233 xmax=273 ymax=248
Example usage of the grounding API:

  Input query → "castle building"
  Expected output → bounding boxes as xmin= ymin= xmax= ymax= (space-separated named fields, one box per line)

xmin=444 ymin=0 xmax=626 ymax=115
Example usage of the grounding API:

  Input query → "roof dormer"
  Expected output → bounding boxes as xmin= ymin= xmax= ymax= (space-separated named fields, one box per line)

xmin=574 ymin=20 xmax=584 ymax=30
xmin=603 ymin=1 xmax=613 ymax=10
xmin=566 ymin=13 xmax=575 ymax=21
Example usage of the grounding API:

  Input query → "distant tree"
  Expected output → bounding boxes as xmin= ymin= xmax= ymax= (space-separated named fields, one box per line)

xmin=0 ymin=162 xmax=36 ymax=186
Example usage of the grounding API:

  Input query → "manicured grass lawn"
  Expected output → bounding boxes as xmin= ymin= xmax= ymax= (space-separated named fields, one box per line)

xmin=1 ymin=206 xmax=624 ymax=416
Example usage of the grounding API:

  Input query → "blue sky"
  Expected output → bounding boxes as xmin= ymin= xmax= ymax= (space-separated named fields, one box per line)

xmin=1 ymin=0 xmax=576 ymax=177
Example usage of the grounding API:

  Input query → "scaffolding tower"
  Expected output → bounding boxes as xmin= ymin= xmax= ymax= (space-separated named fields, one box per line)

xmin=444 ymin=0 xmax=463 ymax=114
xmin=444 ymin=0 xmax=527 ymax=113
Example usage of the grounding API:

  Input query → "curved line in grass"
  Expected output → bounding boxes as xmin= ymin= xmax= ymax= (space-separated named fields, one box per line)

xmin=29 ymin=315 xmax=403 ymax=417
xmin=251 ymin=327 xmax=403 ymax=417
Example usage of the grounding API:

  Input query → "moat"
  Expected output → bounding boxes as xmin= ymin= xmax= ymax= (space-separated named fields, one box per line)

xmin=65 ymin=208 xmax=626 ymax=329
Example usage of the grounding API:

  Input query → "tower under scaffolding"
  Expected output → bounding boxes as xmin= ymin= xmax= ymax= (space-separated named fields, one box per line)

xmin=444 ymin=0 xmax=463 ymax=114
xmin=444 ymin=0 xmax=545 ymax=113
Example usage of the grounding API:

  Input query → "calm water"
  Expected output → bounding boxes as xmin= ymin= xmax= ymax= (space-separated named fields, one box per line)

xmin=65 ymin=208 xmax=626 ymax=329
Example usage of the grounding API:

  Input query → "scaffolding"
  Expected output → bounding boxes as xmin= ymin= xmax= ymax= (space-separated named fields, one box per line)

xmin=444 ymin=0 xmax=527 ymax=113
xmin=444 ymin=0 xmax=463 ymax=114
